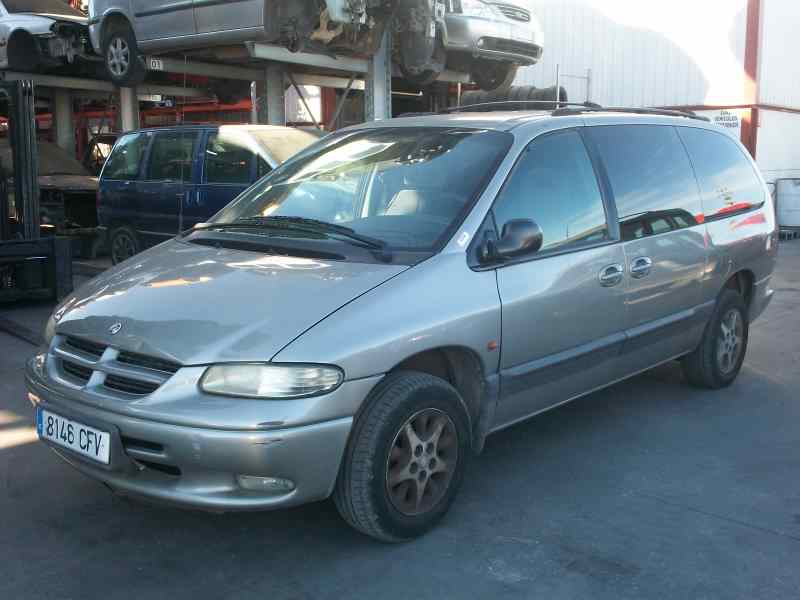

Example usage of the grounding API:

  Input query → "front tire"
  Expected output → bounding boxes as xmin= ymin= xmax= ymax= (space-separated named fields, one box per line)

xmin=103 ymin=22 xmax=146 ymax=87
xmin=109 ymin=225 xmax=140 ymax=265
xmin=682 ymin=289 xmax=749 ymax=389
xmin=334 ymin=371 xmax=470 ymax=542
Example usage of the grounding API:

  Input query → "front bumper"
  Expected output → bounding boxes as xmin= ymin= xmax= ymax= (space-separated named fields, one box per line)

xmin=444 ymin=14 xmax=543 ymax=64
xmin=26 ymin=358 xmax=379 ymax=511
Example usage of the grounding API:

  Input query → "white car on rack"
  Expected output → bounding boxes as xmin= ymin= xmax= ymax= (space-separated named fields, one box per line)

xmin=0 ymin=0 xmax=95 ymax=72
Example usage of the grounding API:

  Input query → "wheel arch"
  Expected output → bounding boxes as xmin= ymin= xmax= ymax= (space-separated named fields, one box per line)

xmin=7 ymin=28 xmax=41 ymax=71
xmin=723 ymin=269 xmax=755 ymax=309
xmin=99 ymin=10 xmax=134 ymax=46
xmin=382 ymin=345 xmax=496 ymax=454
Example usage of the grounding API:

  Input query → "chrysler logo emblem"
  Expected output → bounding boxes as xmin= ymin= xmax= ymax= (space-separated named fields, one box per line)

xmin=108 ymin=322 xmax=123 ymax=335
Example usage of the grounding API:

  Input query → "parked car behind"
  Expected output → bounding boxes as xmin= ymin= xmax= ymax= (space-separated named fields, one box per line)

xmin=87 ymin=0 xmax=542 ymax=92
xmin=98 ymin=124 xmax=320 ymax=264
xmin=0 ymin=0 xmax=95 ymax=71
xmin=29 ymin=108 xmax=777 ymax=542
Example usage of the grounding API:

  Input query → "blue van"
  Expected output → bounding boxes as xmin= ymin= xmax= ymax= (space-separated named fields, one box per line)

xmin=98 ymin=124 xmax=321 ymax=264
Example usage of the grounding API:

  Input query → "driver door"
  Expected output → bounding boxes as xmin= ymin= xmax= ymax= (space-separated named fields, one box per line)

xmin=492 ymin=128 xmax=628 ymax=426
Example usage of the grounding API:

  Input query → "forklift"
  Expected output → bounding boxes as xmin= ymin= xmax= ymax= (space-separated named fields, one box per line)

xmin=0 ymin=80 xmax=72 ymax=303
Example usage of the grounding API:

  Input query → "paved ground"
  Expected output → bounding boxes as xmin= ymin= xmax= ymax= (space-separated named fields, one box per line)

xmin=2 ymin=243 xmax=800 ymax=600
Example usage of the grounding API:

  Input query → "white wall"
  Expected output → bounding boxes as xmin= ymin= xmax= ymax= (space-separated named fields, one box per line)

xmin=756 ymin=110 xmax=800 ymax=181
xmin=516 ymin=0 xmax=749 ymax=107
xmin=758 ymin=0 xmax=800 ymax=109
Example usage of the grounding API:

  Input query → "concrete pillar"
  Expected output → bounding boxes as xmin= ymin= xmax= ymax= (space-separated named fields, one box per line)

xmin=119 ymin=86 xmax=140 ymax=131
xmin=366 ymin=28 xmax=391 ymax=121
xmin=265 ymin=63 xmax=286 ymax=126
xmin=53 ymin=88 xmax=75 ymax=157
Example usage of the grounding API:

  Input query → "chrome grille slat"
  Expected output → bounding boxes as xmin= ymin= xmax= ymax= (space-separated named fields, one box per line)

xmin=492 ymin=3 xmax=531 ymax=22
xmin=53 ymin=346 xmax=100 ymax=369
xmin=51 ymin=336 xmax=181 ymax=397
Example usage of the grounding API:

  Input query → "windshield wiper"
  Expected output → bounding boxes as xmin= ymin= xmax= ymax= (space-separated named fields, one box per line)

xmin=186 ymin=216 xmax=392 ymax=261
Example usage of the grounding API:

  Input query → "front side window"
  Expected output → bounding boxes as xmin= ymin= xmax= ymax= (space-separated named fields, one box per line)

xmin=204 ymin=133 xmax=253 ymax=185
xmin=147 ymin=131 xmax=199 ymax=182
xmin=585 ymin=125 xmax=702 ymax=241
xmin=211 ymin=127 xmax=513 ymax=252
xmin=677 ymin=127 xmax=765 ymax=221
xmin=102 ymin=132 xmax=149 ymax=181
xmin=491 ymin=129 xmax=609 ymax=254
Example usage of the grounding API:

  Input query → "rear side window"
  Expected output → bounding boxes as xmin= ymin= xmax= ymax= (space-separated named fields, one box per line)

xmin=677 ymin=127 xmax=764 ymax=221
xmin=492 ymin=129 xmax=609 ymax=254
xmin=102 ymin=133 xmax=149 ymax=181
xmin=586 ymin=125 xmax=702 ymax=241
xmin=147 ymin=131 xmax=199 ymax=182
xmin=204 ymin=132 xmax=254 ymax=185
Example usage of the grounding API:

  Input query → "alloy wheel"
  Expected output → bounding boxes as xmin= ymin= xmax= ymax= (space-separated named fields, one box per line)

xmin=717 ymin=308 xmax=744 ymax=375
xmin=107 ymin=37 xmax=130 ymax=77
xmin=386 ymin=408 xmax=459 ymax=516
xmin=112 ymin=232 xmax=136 ymax=264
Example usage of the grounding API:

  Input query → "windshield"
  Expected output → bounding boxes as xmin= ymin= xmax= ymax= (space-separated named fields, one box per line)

xmin=2 ymin=0 xmax=85 ymax=17
xmin=211 ymin=127 xmax=512 ymax=252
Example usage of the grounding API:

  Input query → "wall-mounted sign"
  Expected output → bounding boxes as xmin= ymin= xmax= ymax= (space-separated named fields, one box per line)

xmin=696 ymin=109 xmax=745 ymax=141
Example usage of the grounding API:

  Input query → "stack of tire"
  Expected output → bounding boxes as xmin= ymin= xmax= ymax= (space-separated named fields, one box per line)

xmin=460 ymin=85 xmax=568 ymax=110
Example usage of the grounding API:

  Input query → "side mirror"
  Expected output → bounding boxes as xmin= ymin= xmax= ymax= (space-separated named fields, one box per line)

xmin=480 ymin=219 xmax=543 ymax=263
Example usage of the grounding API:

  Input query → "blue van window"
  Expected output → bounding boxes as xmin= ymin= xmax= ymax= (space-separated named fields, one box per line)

xmin=103 ymin=132 xmax=148 ymax=181
xmin=204 ymin=133 xmax=253 ymax=185
xmin=147 ymin=131 xmax=198 ymax=182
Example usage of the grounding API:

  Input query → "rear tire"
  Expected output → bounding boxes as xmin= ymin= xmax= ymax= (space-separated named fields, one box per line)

xmin=333 ymin=371 xmax=470 ymax=542
xmin=103 ymin=21 xmax=146 ymax=87
xmin=682 ymin=289 xmax=749 ymax=389
xmin=110 ymin=225 xmax=140 ymax=265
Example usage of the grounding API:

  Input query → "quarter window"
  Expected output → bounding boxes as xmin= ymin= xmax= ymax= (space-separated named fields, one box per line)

xmin=586 ymin=125 xmax=702 ymax=241
xmin=677 ymin=127 xmax=764 ymax=221
xmin=102 ymin=133 xmax=148 ymax=181
xmin=492 ymin=129 xmax=609 ymax=254
xmin=147 ymin=132 xmax=199 ymax=182
xmin=204 ymin=133 xmax=254 ymax=185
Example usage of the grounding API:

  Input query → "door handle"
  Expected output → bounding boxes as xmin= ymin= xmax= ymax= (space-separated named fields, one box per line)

xmin=630 ymin=256 xmax=653 ymax=279
xmin=599 ymin=264 xmax=624 ymax=287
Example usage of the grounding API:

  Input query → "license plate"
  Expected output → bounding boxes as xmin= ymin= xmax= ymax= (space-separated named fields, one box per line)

xmin=37 ymin=408 xmax=111 ymax=465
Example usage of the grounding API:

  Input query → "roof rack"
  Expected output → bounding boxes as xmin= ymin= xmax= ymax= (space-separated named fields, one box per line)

xmin=440 ymin=100 xmax=602 ymax=114
xmin=437 ymin=100 xmax=710 ymax=122
xmin=551 ymin=105 xmax=711 ymax=122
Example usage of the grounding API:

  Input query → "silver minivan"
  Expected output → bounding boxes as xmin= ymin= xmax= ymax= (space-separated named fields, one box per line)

xmin=27 ymin=107 xmax=778 ymax=541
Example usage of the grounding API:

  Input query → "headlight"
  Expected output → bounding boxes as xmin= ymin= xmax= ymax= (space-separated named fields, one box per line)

xmin=43 ymin=315 xmax=57 ymax=346
xmin=459 ymin=0 xmax=497 ymax=17
xmin=200 ymin=364 xmax=344 ymax=399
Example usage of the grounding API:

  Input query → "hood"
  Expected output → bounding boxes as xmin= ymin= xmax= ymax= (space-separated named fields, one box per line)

xmin=54 ymin=240 xmax=408 ymax=365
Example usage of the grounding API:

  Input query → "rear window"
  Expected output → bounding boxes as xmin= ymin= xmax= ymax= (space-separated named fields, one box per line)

xmin=585 ymin=125 xmax=702 ymax=241
xmin=677 ymin=127 xmax=765 ymax=221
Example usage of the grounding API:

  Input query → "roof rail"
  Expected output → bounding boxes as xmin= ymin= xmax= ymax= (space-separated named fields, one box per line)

xmin=552 ymin=106 xmax=711 ymax=122
xmin=439 ymin=100 xmax=603 ymax=114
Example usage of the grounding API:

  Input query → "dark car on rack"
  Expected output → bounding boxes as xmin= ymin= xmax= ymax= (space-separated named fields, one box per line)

xmin=98 ymin=124 xmax=319 ymax=264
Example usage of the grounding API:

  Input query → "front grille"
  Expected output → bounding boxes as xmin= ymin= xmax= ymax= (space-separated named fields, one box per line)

xmin=51 ymin=336 xmax=181 ymax=397
xmin=481 ymin=37 xmax=543 ymax=60
xmin=136 ymin=460 xmax=181 ymax=477
xmin=493 ymin=3 xmax=531 ymax=22
xmin=104 ymin=374 xmax=161 ymax=396
xmin=117 ymin=351 xmax=180 ymax=374
xmin=61 ymin=360 xmax=92 ymax=383
xmin=64 ymin=336 xmax=105 ymax=358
